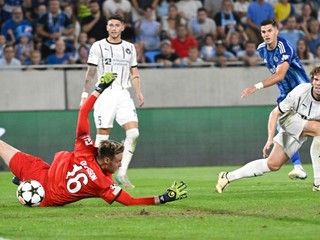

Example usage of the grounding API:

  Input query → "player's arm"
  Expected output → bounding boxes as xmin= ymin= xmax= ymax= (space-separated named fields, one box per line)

xmin=241 ymin=61 xmax=290 ymax=98
xmin=76 ymin=74 xmax=116 ymax=137
xmin=115 ymin=181 xmax=188 ymax=206
xmin=80 ymin=64 xmax=97 ymax=107
xmin=262 ymin=106 xmax=282 ymax=158
xmin=131 ymin=67 xmax=144 ymax=107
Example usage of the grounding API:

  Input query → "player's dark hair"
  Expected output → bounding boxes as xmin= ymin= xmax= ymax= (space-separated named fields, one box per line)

xmin=309 ymin=65 xmax=320 ymax=80
xmin=107 ymin=15 xmax=125 ymax=23
xmin=97 ymin=140 xmax=124 ymax=160
xmin=261 ymin=18 xmax=277 ymax=28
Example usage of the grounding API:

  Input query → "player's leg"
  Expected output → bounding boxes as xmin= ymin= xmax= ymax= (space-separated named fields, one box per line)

xmin=0 ymin=129 xmax=20 ymax=184
xmin=116 ymin=122 xmax=139 ymax=189
xmin=0 ymin=140 xmax=20 ymax=167
xmin=95 ymin=128 xmax=111 ymax=147
xmin=93 ymin=90 xmax=116 ymax=147
xmin=216 ymin=142 xmax=289 ymax=193
xmin=302 ymin=120 xmax=320 ymax=191
xmin=276 ymin=120 xmax=308 ymax=180
xmin=274 ymin=123 xmax=307 ymax=179
xmin=0 ymin=140 xmax=23 ymax=185
xmin=288 ymin=151 xmax=308 ymax=180
xmin=282 ymin=113 xmax=314 ymax=181
xmin=310 ymin=137 xmax=320 ymax=191
xmin=114 ymin=91 xmax=139 ymax=189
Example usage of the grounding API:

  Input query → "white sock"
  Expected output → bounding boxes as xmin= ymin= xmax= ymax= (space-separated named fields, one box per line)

xmin=228 ymin=158 xmax=271 ymax=182
xmin=117 ymin=128 xmax=139 ymax=176
xmin=95 ymin=134 xmax=109 ymax=147
xmin=310 ymin=136 xmax=320 ymax=186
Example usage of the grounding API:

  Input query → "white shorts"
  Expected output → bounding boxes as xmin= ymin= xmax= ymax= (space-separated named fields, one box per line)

xmin=274 ymin=113 xmax=308 ymax=158
xmin=93 ymin=89 xmax=138 ymax=128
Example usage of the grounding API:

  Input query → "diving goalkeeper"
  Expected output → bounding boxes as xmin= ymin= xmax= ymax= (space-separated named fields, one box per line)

xmin=0 ymin=73 xmax=188 ymax=206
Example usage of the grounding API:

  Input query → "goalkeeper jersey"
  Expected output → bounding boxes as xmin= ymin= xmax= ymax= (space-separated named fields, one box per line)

xmin=10 ymin=94 xmax=155 ymax=206
xmin=41 ymin=95 xmax=122 ymax=206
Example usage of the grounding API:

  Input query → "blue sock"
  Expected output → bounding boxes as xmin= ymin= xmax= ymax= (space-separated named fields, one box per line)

xmin=291 ymin=151 xmax=301 ymax=165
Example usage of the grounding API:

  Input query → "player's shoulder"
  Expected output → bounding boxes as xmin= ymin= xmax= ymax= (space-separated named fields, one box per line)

xmin=121 ymin=39 xmax=134 ymax=48
xmin=257 ymin=42 xmax=266 ymax=51
xmin=91 ymin=38 xmax=107 ymax=48
xmin=277 ymin=37 xmax=293 ymax=52
xmin=291 ymin=83 xmax=311 ymax=95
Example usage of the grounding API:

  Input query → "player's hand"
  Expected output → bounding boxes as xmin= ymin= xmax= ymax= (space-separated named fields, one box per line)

xmin=241 ymin=85 xmax=257 ymax=98
xmin=136 ymin=92 xmax=144 ymax=107
xmin=95 ymin=72 xmax=117 ymax=93
xmin=159 ymin=181 xmax=188 ymax=204
xmin=263 ymin=139 xmax=273 ymax=158
xmin=101 ymin=72 xmax=118 ymax=84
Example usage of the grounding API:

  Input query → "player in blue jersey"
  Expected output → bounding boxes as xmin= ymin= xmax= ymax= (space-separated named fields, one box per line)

xmin=241 ymin=18 xmax=309 ymax=180
xmin=216 ymin=65 xmax=320 ymax=193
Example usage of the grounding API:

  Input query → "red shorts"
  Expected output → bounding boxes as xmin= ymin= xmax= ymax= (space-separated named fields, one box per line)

xmin=9 ymin=152 xmax=50 ymax=187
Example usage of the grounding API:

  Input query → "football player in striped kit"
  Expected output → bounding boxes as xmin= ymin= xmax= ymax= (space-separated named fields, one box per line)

xmin=80 ymin=15 xmax=144 ymax=189
xmin=241 ymin=18 xmax=309 ymax=180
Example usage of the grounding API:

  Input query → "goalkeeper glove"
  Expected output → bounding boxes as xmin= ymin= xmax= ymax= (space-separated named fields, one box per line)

xmin=159 ymin=181 xmax=188 ymax=204
xmin=95 ymin=72 xmax=118 ymax=94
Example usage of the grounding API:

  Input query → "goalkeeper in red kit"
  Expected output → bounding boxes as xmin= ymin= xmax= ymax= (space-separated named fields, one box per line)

xmin=0 ymin=73 xmax=188 ymax=206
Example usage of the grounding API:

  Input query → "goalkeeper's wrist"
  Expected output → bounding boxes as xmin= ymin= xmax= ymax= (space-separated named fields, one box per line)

xmin=94 ymin=84 xmax=105 ymax=94
xmin=158 ymin=194 xmax=168 ymax=204
xmin=158 ymin=191 xmax=176 ymax=204
xmin=81 ymin=92 xmax=88 ymax=98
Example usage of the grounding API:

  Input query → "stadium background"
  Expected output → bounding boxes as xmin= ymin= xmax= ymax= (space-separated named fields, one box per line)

xmin=0 ymin=66 xmax=314 ymax=169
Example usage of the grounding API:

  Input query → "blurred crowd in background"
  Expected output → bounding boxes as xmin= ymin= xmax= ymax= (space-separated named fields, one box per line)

xmin=0 ymin=0 xmax=319 ymax=69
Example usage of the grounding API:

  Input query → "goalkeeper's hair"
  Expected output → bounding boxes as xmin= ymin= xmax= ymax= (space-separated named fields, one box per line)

xmin=97 ymin=140 xmax=124 ymax=160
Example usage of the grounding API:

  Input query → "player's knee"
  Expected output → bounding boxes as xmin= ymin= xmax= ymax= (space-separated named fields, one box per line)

xmin=126 ymin=128 xmax=139 ymax=140
xmin=267 ymin=161 xmax=281 ymax=171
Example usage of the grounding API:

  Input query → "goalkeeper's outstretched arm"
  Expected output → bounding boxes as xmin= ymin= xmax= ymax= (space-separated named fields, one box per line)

xmin=115 ymin=181 xmax=188 ymax=206
xmin=76 ymin=73 xmax=116 ymax=137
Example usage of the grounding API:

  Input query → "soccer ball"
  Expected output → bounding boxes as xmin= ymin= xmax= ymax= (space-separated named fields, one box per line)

xmin=16 ymin=180 xmax=45 ymax=207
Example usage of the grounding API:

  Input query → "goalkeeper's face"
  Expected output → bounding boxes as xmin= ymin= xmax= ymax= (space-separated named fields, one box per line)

xmin=106 ymin=153 xmax=122 ymax=173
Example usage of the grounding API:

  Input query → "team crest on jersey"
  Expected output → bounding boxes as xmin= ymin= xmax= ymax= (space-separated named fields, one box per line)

xmin=125 ymin=48 xmax=131 ymax=55
xmin=110 ymin=184 xmax=121 ymax=195
xmin=273 ymin=56 xmax=278 ymax=62
xmin=282 ymin=54 xmax=289 ymax=61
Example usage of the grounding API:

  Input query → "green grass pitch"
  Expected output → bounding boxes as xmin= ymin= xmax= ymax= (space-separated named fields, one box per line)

xmin=0 ymin=164 xmax=319 ymax=240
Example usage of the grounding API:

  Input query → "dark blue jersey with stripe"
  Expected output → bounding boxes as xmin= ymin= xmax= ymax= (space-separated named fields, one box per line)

xmin=257 ymin=36 xmax=309 ymax=103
